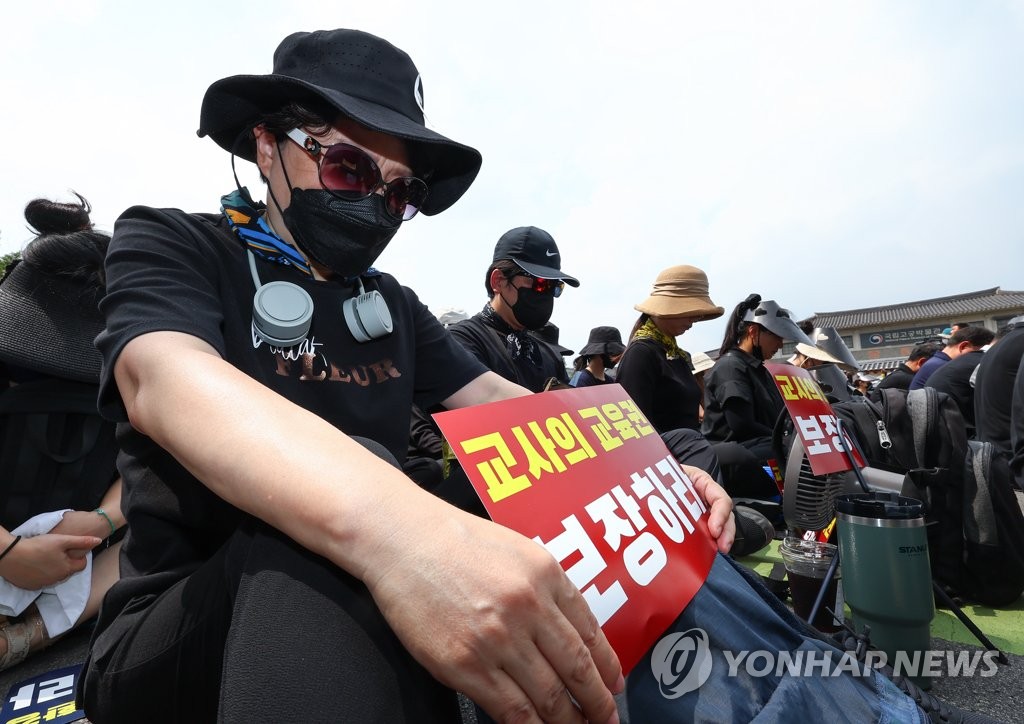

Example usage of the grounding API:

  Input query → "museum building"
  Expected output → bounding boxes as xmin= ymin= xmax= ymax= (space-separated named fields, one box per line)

xmin=798 ymin=287 xmax=1024 ymax=372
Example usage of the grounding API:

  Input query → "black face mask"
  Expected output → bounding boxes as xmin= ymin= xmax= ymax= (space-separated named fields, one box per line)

xmin=752 ymin=326 xmax=774 ymax=361
xmin=510 ymin=287 xmax=555 ymax=330
xmin=601 ymin=354 xmax=617 ymax=370
xmin=282 ymin=189 xmax=401 ymax=280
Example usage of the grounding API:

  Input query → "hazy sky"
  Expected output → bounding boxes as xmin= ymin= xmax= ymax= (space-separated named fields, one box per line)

xmin=2 ymin=1 xmax=1022 ymax=355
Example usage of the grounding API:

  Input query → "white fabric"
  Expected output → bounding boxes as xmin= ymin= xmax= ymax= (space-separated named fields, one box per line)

xmin=0 ymin=510 xmax=92 ymax=636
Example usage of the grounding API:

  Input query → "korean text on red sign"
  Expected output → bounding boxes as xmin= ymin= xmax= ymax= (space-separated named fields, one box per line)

xmin=765 ymin=363 xmax=865 ymax=476
xmin=433 ymin=384 xmax=716 ymax=674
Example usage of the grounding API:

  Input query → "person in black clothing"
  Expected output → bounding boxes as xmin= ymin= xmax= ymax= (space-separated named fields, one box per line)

xmin=79 ymin=30 xmax=741 ymax=723
xmin=702 ymin=294 xmax=814 ymax=500
xmin=876 ymin=342 xmax=940 ymax=391
xmin=572 ymin=326 xmax=625 ymax=387
xmin=613 ymin=267 xmax=775 ymax=549
xmin=616 ymin=265 xmax=723 ymax=433
xmin=450 ymin=255 xmax=772 ymax=554
xmin=975 ymin=324 xmax=1024 ymax=457
xmin=910 ymin=326 xmax=992 ymax=390
xmin=1012 ymin=353 xmax=1024 ymax=489
xmin=536 ymin=321 xmax=576 ymax=373
xmin=448 ymin=226 xmax=577 ymax=393
xmin=925 ymin=345 xmax=989 ymax=434
xmin=0 ymin=194 xmax=125 ymax=671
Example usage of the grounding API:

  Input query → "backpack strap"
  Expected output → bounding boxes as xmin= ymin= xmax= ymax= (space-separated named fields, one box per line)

xmin=0 ymin=378 xmax=116 ymax=530
xmin=0 ymin=379 xmax=104 ymax=464
xmin=0 ymin=378 xmax=100 ymax=415
xmin=906 ymin=387 xmax=934 ymax=468
xmin=965 ymin=440 xmax=998 ymax=546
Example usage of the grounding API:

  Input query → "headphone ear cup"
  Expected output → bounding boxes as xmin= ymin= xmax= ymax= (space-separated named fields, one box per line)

xmin=252 ymin=281 xmax=314 ymax=346
xmin=343 ymin=289 xmax=393 ymax=342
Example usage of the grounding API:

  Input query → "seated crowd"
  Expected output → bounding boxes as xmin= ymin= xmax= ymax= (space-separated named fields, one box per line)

xmin=1 ymin=26 xmax=1018 ymax=724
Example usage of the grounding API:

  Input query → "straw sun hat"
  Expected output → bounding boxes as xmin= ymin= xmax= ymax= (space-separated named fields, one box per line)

xmin=634 ymin=265 xmax=725 ymax=320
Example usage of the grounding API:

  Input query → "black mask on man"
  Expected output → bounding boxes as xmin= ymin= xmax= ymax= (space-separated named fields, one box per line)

xmin=509 ymin=287 xmax=555 ymax=331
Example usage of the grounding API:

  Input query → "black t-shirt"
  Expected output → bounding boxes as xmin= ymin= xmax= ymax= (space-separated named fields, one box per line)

xmin=975 ymin=328 xmax=1024 ymax=456
xmin=93 ymin=206 xmax=486 ymax=628
xmin=701 ymin=348 xmax=784 ymax=442
xmin=876 ymin=363 xmax=914 ymax=391
xmin=448 ymin=314 xmax=568 ymax=393
xmin=1012 ymin=354 xmax=1024 ymax=487
xmin=615 ymin=339 xmax=701 ymax=433
xmin=925 ymin=350 xmax=983 ymax=429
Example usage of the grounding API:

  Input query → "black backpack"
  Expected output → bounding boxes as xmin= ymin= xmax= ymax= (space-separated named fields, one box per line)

xmin=959 ymin=439 xmax=1024 ymax=605
xmin=0 ymin=378 xmax=118 ymax=530
xmin=833 ymin=387 xmax=1024 ymax=606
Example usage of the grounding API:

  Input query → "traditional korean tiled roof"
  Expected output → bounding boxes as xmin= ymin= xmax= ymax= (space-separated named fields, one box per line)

xmin=805 ymin=288 xmax=1024 ymax=330
xmin=860 ymin=358 xmax=903 ymax=372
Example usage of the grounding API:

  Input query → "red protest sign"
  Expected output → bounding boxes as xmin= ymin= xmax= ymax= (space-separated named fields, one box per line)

xmin=433 ymin=384 xmax=716 ymax=674
xmin=765 ymin=363 xmax=865 ymax=476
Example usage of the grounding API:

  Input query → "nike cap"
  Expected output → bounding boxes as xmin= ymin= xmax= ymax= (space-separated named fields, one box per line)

xmin=491 ymin=226 xmax=580 ymax=286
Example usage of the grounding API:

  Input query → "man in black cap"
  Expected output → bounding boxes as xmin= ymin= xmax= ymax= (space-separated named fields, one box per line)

xmin=448 ymin=226 xmax=578 ymax=392
xmin=78 ymin=28 xmax=737 ymax=724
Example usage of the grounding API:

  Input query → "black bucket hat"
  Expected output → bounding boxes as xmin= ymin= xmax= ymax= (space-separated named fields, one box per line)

xmin=197 ymin=29 xmax=482 ymax=216
xmin=0 ymin=260 xmax=105 ymax=383
xmin=535 ymin=322 xmax=575 ymax=357
xmin=578 ymin=326 xmax=625 ymax=358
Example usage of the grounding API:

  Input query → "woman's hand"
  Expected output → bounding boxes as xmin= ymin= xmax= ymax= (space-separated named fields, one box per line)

xmin=0 ymin=533 xmax=100 ymax=590
xmin=681 ymin=464 xmax=736 ymax=553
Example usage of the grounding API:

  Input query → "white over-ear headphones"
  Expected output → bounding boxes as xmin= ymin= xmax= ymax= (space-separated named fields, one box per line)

xmin=247 ymin=250 xmax=393 ymax=346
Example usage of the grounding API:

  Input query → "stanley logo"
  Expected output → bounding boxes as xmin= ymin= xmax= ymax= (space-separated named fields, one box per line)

xmin=899 ymin=544 xmax=928 ymax=554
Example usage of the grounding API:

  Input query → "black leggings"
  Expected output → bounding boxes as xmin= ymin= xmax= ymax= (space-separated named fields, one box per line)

xmin=79 ymin=520 xmax=459 ymax=723
xmin=710 ymin=436 xmax=781 ymax=500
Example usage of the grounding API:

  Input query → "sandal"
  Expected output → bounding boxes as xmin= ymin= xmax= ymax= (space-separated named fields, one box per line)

xmin=0 ymin=615 xmax=43 ymax=671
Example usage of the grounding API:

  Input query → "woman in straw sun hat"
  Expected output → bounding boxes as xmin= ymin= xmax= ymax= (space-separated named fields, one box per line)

xmin=615 ymin=265 xmax=724 ymax=434
xmin=615 ymin=265 xmax=775 ymax=557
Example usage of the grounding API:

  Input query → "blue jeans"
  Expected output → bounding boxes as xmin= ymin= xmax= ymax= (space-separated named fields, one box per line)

xmin=626 ymin=554 xmax=926 ymax=723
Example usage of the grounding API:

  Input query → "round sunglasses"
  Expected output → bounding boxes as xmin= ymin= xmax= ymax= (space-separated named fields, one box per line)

xmin=285 ymin=128 xmax=429 ymax=221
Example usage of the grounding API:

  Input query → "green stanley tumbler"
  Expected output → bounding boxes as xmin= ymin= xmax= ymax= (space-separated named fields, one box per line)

xmin=836 ymin=492 xmax=935 ymax=689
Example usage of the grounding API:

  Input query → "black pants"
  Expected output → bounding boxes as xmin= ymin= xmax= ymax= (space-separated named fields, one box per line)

xmin=659 ymin=428 xmax=722 ymax=480
xmin=710 ymin=437 xmax=781 ymax=500
xmin=80 ymin=520 xmax=459 ymax=723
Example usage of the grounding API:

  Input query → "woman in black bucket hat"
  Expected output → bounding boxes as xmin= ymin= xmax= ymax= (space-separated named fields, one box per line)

xmin=78 ymin=29 xmax=739 ymax=724
xmin=571 ymin=326 xmax=625 ymax=387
